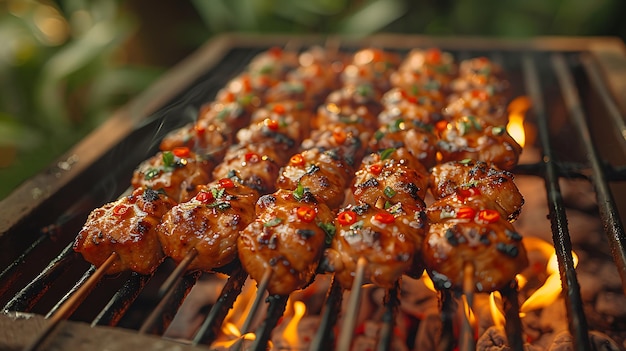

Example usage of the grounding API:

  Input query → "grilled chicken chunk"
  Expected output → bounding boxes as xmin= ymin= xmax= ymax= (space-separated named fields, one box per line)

xmin=423 ymin=196 xmax=528 ymax=292
xmin=158 ymin=179 xmax=259 ymax=271
xmin=429 ymin=160 xmax=524 ymax=221
xmin=212 ymin=143 xmax=282 ymax=194
xmin=276 ymin=148 xmax=352 ymax=209
xmin=238 ymin=189 xmax=334 ymax=295
xmin=436 ymin=116 xmax=522 ymax=171
xmin=369 ymin=120 xmax=439 ymax=170
xmin=324 ymin=202 xmax=428 ymax=289
xmin=131 ymin=147 xmax=213 ymax=203
xmin=352 ymin=148 xmax=429 ymax=208
xmin=74 ymin=187 xmax=176 ymax=275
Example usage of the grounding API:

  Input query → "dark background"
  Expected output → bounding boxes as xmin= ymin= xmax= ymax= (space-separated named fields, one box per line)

xmin=1 ymin=0 xmax=625 ymax=199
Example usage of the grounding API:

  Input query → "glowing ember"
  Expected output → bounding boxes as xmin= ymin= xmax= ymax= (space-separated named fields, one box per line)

xmin=506 ymin=96 xmax=531 ymax=148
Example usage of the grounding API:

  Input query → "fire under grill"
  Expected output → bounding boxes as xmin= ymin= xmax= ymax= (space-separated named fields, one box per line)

xmin=1 ymin=35 xmax=626 ymax=351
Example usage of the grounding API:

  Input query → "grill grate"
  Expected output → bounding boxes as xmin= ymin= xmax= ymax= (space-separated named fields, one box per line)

xmin=1 ymin=35 xmax=626 ymax=351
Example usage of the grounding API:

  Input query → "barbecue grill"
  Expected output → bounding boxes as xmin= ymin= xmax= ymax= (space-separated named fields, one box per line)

xmin=1 ymin=34 xmax=626 ymax=351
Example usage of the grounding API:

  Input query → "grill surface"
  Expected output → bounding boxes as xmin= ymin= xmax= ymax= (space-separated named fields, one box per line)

xmin=1 ymin=34 xmax=626 ymax=351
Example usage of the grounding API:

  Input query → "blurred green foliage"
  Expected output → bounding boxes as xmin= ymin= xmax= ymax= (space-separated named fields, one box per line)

xmin=1 ymin=0 xmax=624 ymax=199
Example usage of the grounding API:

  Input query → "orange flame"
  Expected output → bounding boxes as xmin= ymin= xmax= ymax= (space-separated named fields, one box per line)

xmin=461 ymin=295 xmax=476 ymax=326
xmin=489 ymin=291 xmax=505 ymax=329
xmin=519 ymin=237 xmax=579 ymax=315
xmin=421 ymin=271 xmax=437 ymax=292
xmin=507 ymin=96 xmax=531 ymax=148
xmin=282 ymin=301 xmax=307 ymax=348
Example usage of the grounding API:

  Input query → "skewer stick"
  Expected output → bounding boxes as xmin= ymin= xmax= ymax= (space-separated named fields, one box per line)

xmin=337 ymin=256 xmax=368 ymax=351
xmin=231 ymin=267 xmax=273 ymax=351
xmin=460 ymin=261 xmax=476 ymax=351
xmin=240 ymin=267 xmax=273 ymax=334
xmin=23 ymin=252 xmax=118 ymax=351
xmin=157 ymin=247 xmax=198 ymax=297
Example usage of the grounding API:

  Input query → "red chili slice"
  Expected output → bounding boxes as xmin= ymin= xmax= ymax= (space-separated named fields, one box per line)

xmin=456 ymin=207 xmax=476 ymax=219
xmin=172 ymin=147 xmax=191 ymax=158
xmin=290 ymin=154 xmax=305 ymax=167
xmin=242 ymin=76 xmax=252 ymax=92
xmin=195 ymin=191 xmax=214 ymax=204
xmin=374 ymin=212 xmax=395 ymax=224
xmin=194 ymin=124 xmax=205 ymax=136
xmin=407 ymin=96 xmax=417 ymax=104
xmin=337 ymin=210 xmax=358 ymax=226
xmin=333 ymin=130 xmax=347 ymax=144
xmin=269 ymin=46 xmax=282 ymax=58
xmin=272 ymin=104 xmax=286 ymax=115
xmin=113 ymin=204 xmax=129 ymax=217
xmin=478 ymin=209 xmax=500 ymax=223
xmin=265 ymin=118 xmax=279 ymax=131
xmin=471 ymin=89 xmax=489 ymax=101
xmin=369 ymin=163 xmax=383 ymax=175
xmin=425 ymin=48 xmax=442 ymax=64
xmin=296 ymin=206 xmax=316 ymax=223
xmin=245 ymin=152 xmax=260 ymax=163
xmin=218 ymin=178 xmax=235 ymax=188
xmin=457 ymin=187 xmax=481 ymax=199
xmin=224 ymin=91 xmax=235 ymax=103
xmin=435 ymin=119 xmax=448 ymax=132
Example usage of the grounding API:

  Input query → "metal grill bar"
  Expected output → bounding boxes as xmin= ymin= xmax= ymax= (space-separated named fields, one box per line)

xmin=91 ymin=273 xmax=151 ymax=327
xmin=579 ymin=54 xmax=626 ymax=294
xmin=192 ymin=266 xmax=248 ymax=346
xmin=309 ymin=277 xmax=343 ymax=351
xmin=138 ymin=272 xmax=200 ymax=335
xmin=3 ymin=243 xmax=76 ymax=312
xmin=522 ymin=53 xmax=591 ymax=351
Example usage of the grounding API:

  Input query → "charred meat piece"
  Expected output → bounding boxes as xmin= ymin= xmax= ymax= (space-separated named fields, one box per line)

xmin=158 ymin=179 xmax=259 ymax=271
xmin=212 ymin=143 xmax=282 ymax=194
xmin=436 ymin=116 xmax=522 ymax=171
xmin=352 ymin=148 xmax=429 ymax=207
xmin=276 ymin=148 xmax=352 ymax=209
xmin=236 ymin=102 xmax=312 ymax=163
xmin=158 ymin=121 xmax=229 ymax=161
xmin=429 ymin=160 xmax=524 ymax=221
xmin=378 ymin=87 xmax=443 ymax=127
xmin=238 ymin=189 xmax=334 ymax=295
xmin=451 ymin=56 xmax=508 ymax=94
xmin=369 ymin=119 xmax=438 ymax=170
xmin=73 ymin=187 xmax=176 ymax=275
xmin=341 ymin=48 xmax=400 ymax=94
xmin=314 ymin=84 xmax=382 ymax=132
xmin=131 ymin=147 xmax=213 ymax=203
xmin=391 ymin=48 xmax=457 ymax=89
xmin=324 ymin=202 xmax=428 ymax=289
xmin=443 ymin=88 xmax=509 ymax=127
xmin=423 ymin=197 xmax=528 ymax=293
xmin=300 ymin=123 xmax=370 ymax=171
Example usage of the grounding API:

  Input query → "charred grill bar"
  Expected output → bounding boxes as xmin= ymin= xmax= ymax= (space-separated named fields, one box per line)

xmin=1 ymin=35 xmax=626 ymax=351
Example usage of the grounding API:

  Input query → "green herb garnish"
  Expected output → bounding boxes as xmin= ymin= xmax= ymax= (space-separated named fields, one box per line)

xmin=318 ymin=222 xmax=336 ymax=245
xmin=384 ymin=186 xmax=397 ymax=198
xmin=162 ymin=151 xmax=175 ymax=168
xmin=379 ymin=148 xmax=396 ymax=160
xmin=264 ymin=217 xmax=283 ymax=227
xmin=144 ymin=168 xmax=160 ymax=180
xmin=293 ymin=182 xmax=305 ymax=201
